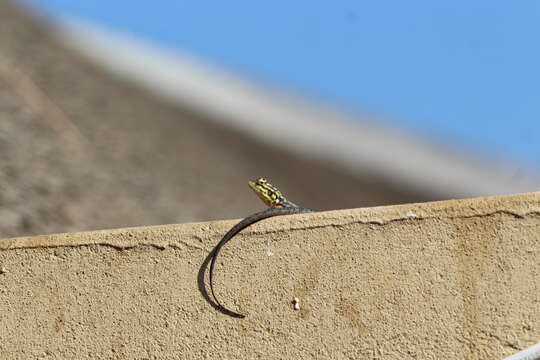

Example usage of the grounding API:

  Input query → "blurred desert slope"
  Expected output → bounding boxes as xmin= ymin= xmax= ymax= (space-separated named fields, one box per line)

xmin=0 ymin=1 xmax=535 ymax=238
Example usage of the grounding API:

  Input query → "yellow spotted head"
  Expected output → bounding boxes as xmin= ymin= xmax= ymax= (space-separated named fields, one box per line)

xmin=248 ymin=178 xmax=286 ymax=207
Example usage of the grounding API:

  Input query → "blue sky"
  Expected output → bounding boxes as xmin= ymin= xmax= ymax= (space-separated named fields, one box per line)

xmin=21 ymin=1 xmax=540 ymax=169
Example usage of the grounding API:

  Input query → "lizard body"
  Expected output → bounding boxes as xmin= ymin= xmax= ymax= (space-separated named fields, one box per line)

xmin=207 ymin=178 xmax=312 ymax=318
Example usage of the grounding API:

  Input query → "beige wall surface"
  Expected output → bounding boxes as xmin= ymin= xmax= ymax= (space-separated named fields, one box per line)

xmin=0 ymin=193 xmax=539 ymax=359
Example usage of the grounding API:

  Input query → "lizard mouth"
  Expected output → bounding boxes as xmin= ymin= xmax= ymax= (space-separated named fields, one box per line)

xmin=247 ymin=180 xmax=257 ymax=191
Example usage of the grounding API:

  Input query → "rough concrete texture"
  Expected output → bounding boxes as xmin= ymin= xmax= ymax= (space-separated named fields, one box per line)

xmin=0 ymin=192 xmax=539 ymax=359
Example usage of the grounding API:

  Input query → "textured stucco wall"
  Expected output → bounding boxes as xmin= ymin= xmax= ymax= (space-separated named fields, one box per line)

xmin=0 ymin=192 xmax=539 ymax=359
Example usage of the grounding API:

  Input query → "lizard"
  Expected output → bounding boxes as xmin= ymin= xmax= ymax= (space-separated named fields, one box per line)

xmin=207 ymin=177 xmax=312 ymax=318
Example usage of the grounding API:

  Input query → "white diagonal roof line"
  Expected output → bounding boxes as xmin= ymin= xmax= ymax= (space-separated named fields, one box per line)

xmin=54 ymin=20 xmax=540 ymax=197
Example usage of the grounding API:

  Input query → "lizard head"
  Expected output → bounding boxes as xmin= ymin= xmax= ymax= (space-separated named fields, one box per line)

xmin=248 ymin=178 xmax=286 ymax=207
